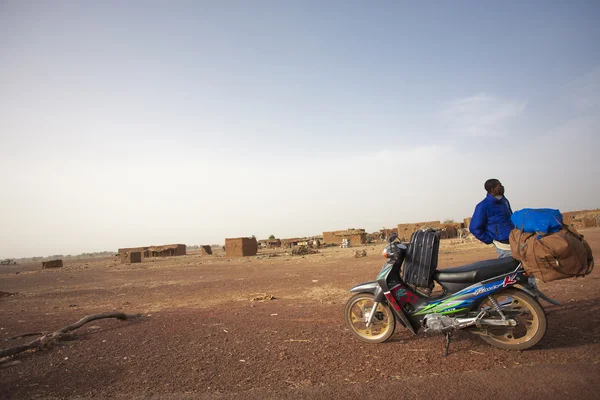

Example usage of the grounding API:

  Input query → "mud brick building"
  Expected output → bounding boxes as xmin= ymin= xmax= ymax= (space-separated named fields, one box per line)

xmin=258 ymin=239 xmax=282 ymax=249
xmin=438 ymin=224 xmax=459 ymax=239
xmin=117 ymin=244 xmax=186 ymax=261
xmin=443 ymin=222 xmax=464 ymax=238
xmin=118 ymin=250 xmax=143 ymax=264
xmin=42 ymin=259 xmax=63 ymax=269
xmin=463 ymin=218 xmax=472 ymax=230
xmin=280 ymin=238 xmax=301 ymax=248
xmin=118 ymin=247 xmax=151 ymax=258
xmin=200 ymin=245 xmax=212 ymax=255
xmin=323 ymin=229 xmax=367 ymax=246
xmin=562 ymin=210 xmax=600 ymax=229
xmin=148 ymin=244 xmax=186 ymax=257
xmin=119 ymin=251 xmax=142 ymax=264
xmin=396 ymin=221 xmax=442 ymax=241
xmin=379 ymin=228 xmax=398 ymax=241
xmin=225 ymin=237 xmax=258 ymax=257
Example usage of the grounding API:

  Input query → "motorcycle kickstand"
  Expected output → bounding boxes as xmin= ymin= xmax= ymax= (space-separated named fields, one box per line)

xmin=442 ymin=331 xmax=453 ymax=357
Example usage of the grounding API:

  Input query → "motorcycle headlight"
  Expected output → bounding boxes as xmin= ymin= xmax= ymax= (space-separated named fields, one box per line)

xmin=382 ymin=247 xmax=390 ymax=258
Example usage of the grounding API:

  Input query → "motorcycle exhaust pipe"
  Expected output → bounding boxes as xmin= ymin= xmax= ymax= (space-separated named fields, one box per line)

xmin=454 ymin=310 xmax=516 ymax=328
xmin=454 ymin=316 xmax=516 ymax=328
xmin=454 ymin=317 xmax=478 ymax=329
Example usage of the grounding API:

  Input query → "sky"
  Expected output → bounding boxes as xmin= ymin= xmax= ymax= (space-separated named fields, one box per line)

xmin=1 ymin=1 xmax=599 ymax=258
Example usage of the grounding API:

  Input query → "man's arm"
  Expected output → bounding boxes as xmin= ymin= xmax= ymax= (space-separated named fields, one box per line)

xmin=505 ymin=197 xmax=513 ymax=215
xmin=470 ymin=203 xmax=493 ymax=244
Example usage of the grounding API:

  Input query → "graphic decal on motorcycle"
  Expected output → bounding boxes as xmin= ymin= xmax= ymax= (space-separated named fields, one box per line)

xmin=394 ymin=288 xmax=406 ymax=300
xmin=502 ymin=273 xmax=518 ymax=287
xmin=384 ymin=292 xmax=401 ymax=312
xmin=414 ymin=271 xmax=524 ymax=315
xmin=390 ymin=284 xmax=418 ymax=305
xmin=440 ymin=307 xmax=467 ymax=314
xmin=415 ymin=299 xmax=468 ymax=315
xmin=473 ymin=284 xmax=503 ymax=296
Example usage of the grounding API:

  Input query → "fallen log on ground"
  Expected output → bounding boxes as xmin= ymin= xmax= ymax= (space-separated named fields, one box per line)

xmin=0 ymin=312 xmax=142 ymax=359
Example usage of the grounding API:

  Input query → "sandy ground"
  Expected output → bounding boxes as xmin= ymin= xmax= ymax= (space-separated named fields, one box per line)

xmin=1 ymin=230 xmax=599 ymax=399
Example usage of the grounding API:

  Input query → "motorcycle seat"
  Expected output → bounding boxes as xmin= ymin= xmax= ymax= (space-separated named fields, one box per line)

xmin=433 ymin=257 xmax=520 ymax=284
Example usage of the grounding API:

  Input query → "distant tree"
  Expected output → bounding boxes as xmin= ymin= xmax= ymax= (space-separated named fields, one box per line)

xmin=443 ymin=219 xmax=456 ymax=224
xmin=268 ymin=234 xmax=275 ymax=240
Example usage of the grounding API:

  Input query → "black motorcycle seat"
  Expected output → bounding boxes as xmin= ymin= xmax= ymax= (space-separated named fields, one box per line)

xmin=434 ymin=258 xmax=520 ymax=284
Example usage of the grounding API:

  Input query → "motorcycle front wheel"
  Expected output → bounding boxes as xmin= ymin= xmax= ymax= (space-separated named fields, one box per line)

xmin=344 ymin=293 xmax=396 ymax=343
xmin=476 ymin=288 xmax=547 ymax=350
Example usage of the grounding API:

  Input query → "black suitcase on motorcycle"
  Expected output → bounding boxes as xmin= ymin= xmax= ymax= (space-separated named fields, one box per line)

xmin=403 ymin=229 xmax=440 ymax=288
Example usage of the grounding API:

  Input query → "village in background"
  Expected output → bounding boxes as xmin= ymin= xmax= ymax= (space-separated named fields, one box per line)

xmin=3 ymin=209 xmax=599 ymax=268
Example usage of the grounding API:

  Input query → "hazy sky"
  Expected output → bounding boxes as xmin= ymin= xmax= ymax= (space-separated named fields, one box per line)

xmin=1 ymin=1 xmax=599 ymax=258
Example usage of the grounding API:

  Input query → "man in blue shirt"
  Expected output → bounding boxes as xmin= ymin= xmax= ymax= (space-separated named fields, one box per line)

xmin=469 ymin=179 xmax=514 ymax=258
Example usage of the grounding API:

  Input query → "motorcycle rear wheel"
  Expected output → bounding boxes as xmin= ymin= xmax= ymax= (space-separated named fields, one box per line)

xmin=476 ymin=288 xmax=547 ymax=350
xmin=344 ymin=293 xmax=396 ymax=343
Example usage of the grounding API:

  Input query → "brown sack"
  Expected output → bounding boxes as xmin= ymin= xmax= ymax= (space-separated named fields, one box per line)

xmin=509 ymin=226 xmax=594 ymax=283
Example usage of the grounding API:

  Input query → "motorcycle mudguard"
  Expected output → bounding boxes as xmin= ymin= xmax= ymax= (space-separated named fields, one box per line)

xmin=517 ymin=284 xmax=562 ymax=306
xmin=350 ymin=282 xmax=386 ymax=303
xmin=350 ymin=281 xmax=378 ymax=295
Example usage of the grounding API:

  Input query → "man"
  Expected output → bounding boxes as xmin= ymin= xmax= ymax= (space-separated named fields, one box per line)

xmin=469 ymin=179 xmax=514 ymax=258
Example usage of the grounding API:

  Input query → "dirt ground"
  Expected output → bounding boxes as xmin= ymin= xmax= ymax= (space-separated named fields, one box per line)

xmin=1 ymin=230 xmax=600 ymax=399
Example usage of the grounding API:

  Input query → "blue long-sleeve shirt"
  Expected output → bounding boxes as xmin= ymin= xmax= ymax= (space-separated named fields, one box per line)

xmin=470 ymin=194 xmax=514 ymax=244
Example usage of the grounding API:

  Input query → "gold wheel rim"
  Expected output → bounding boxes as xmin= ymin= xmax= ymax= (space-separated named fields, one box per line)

xmin=348 ymin=297 xmax=392 ymax=340
xmin=479 ymin=293 xmax=540 ymax=345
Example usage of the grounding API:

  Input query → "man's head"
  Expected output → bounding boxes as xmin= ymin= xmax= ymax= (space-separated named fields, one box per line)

xmin=485 ymin=179 xmax=505 ymax=196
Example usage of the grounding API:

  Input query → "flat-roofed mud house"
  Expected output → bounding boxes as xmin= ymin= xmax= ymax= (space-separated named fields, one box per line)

xmin=200 ymin=245 xmax=212 ymax=255
xmin=258 ymin=239 xmax=282 ymax=249
xmin=42 ymin=259 xmax=63 ymax=269
xmin=118 ymin=247 xmax=150 ymax=263
xmin=225 ymin=237 xmax=258 ymax=257
xmin=463 ymin=218 xmax=472 ymax=230
xmin=119 ymin=251 xmax=142 ymax=264
xmin=563 ymin=210 xmax=600 ymax=229
xmin=148 ymin=244 xmax=186 ymax=257
xmin=117 ymin=244 xmax=186 ymax=263
xmin=378 ymin=228 xmax=398 ymax=241
xmin=322 ymin=229 xmax=367 ymax=246
xmin=396 ymin=221 xmax=443 ymax=242
xmin=280 ymin=238 xmax=301 ymax=248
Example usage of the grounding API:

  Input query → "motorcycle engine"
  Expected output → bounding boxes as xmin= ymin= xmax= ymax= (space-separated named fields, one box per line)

xmin=423 ymin=314 xmax=456 ymax=332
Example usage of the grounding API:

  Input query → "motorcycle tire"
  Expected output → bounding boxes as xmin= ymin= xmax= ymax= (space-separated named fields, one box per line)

xmin=476 ymin=288 xmax=547 ymax=350
xmin=344 ymin=293 xmax=396 ymax=343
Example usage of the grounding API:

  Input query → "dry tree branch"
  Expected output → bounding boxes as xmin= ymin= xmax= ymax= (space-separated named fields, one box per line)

xmin=5 ymin=332 xmax=46 ymax=341
xmin=0 ymin=312 xmax=142 ymax=359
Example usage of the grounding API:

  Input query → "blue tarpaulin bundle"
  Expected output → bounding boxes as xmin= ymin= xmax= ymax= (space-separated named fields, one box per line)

xmin=511 ymin=208 xmax=564 ymax=234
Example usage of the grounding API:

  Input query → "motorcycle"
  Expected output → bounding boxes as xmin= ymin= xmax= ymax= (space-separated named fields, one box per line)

xmin=344 ymin=233 xmax=560 ymax=355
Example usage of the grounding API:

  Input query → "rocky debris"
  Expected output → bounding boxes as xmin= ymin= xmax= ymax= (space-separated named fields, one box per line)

xmin=257 ymin=254 xmax=280 ymax=259
xmin=0 ymin=291 xmax=17 ymax=298
xmin=463 ymin=233 xmax=477 ymax=243
xmin=353 ymin=250 xmax=367 ymax=258
xmin=292 ymin=246 xmax=319 ymax=256
xmin=457 ymin=228 xmax=470 ymax=239
xmin=251 ymin=293 xmax=276 ymax=302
